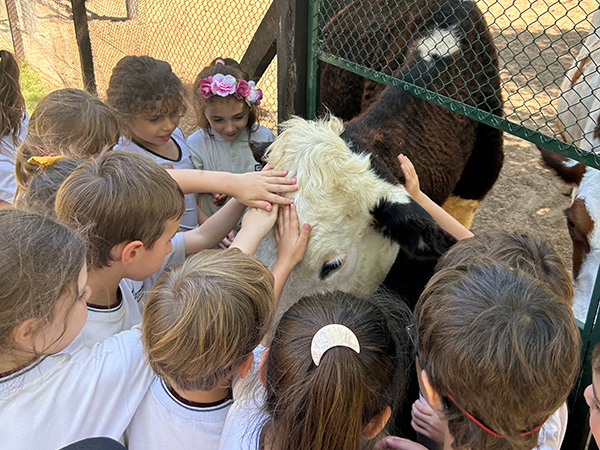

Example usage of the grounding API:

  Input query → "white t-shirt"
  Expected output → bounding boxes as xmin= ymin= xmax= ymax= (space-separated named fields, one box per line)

xmin=0 ymin=328 xmax=152 ymax=450
xmin=537 ymin=402 xmax=568 ymax=450
xmin=218 ymin=346 xmax=266 ymax=450
xmin=116 ymin=128 xmax=199 ymax=231
xmin=125 ymin=377 xmax=233 ymax=450
xmin=188 ymin=126 xmax=275 ymax=220
xmin=73 ymin=232 xmax=186 ymax=349
xmin=0 ymin=112 xmax=29 ymax=203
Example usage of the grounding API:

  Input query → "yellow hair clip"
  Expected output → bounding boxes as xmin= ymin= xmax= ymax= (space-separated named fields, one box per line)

xmin=27 ymin=155 xmax=65 ymax=167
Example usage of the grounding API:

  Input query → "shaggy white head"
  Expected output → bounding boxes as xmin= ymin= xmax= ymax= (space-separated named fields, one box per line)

xmin=573 ymin=167 xmax=600 ymax=322
xmin=255 ymin=116 xmax=411 ymax=316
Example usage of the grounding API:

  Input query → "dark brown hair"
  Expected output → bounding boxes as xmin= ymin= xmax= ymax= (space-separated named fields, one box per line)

xmin=191 ymin=57 xmax=259 ymax=132
xmin=0 ymin=50 xmax=26 ymax=152
xmin=436 ymin=231 xmax=573 ymax=305
xmin=0 ymin=209 xmax=86 ymax=356
xmin=263 ymin=290 xmax=411 ymax=450
xmin=106 ymin=55 xmax=186 ymax=137
xmin=593 ymin=343 xmax=600 ymax=374
xmin=14 ymin=88 xmax=119 ymax=190
xmin=55 ymin=150 xmax=185 ymax=270
xmin=414 ymin=261 xmax=580 ymax=450
xmin=143 ymin=249 xmax=275 ymax=391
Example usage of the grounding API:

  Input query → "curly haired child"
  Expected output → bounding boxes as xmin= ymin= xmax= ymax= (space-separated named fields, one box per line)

xmin=0 ymin=50 xmax=28 ymax=207
xmin=14 ymin=88 xmax=120 ymax=193
xmin=188 ymin=58 xmax=276 ymax=228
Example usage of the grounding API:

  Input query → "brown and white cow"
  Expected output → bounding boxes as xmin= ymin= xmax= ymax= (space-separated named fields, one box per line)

xmin=539 ymin=9 xmax=600 ymax=322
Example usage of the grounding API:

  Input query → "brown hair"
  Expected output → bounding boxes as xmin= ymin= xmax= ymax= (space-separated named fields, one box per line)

xmin=14 ymin=157 xmax=84 ymax=216
xmin=106 ymin=55 xmax=186 ymax=137
xmin=14 ymin=88 xmax=119 ymax=190
xmin=143 ymin=248 xmax=275 ymax=390
xmin=55 ymin=150 xmax=185 ymax=270
xmin=0 ymin=50 xmax=26 ymax=152
xmin=414 ymin=261 xmax=581 ymax=450
xmin=592 ymin=343 xmax=600 ymax=374
xmin=435 ymin=231 xmax=573 ymax=305
xmin=191 ymin=57 xmax=259 ymax=133
xmin=263 ymin=291 xmax=411 ymax=450
xmin=0 ymin=208 xmax=86 ymax=357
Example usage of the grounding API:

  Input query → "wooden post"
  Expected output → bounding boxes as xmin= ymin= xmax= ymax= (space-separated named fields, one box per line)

xmin=71 ymin=0 xmax=96 ymax=95
xmin=4 ymin=0 xmax=25 ymax=59
xmin=241 ymin=0 xmax=277 ymax=82
xmin=277 ymin=0 xmax=309 ymax=123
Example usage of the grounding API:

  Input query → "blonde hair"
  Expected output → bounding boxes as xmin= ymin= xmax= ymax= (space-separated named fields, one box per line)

xmin=414 ymin=261 xmax=580 ymax=450
xmin=0 ymin=208 xmax=86 ymax=356
xmin=143 ymin=249 xmax=275 ymax=391
xmin=14 ymin=88 xmax=119 ymax=190
xmin=55 ymin=150 xmax=185 ymax=270
xmin=0 ymin=50 xmax=26 ymax=152
xmin=263 ymin=291 xmax=412 ymax=450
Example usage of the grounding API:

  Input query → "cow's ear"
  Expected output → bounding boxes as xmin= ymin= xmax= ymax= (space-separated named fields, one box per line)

xmin=249 ymin=140 xmax=271 ymax=164
xmin=371 ymin=198 xmax=457 ymax=259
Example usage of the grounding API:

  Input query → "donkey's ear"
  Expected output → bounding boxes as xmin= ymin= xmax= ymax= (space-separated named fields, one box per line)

xmin=371 ymin=198 xmax=456 ymax=259
xmin=249 ymin=140 xmax=271 ymax=165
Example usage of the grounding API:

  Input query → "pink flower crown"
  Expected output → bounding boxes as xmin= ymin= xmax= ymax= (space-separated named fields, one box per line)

xmin=198 ymin=74 xmax=263 ymax=106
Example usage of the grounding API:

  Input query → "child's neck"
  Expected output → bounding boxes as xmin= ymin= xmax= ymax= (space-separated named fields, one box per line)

xmin=87 ymin=266 xmax=123 ymax=309
xmin=170 ymin=382 xmax=232 ymax=405
xmin=133 ymin=136 xmax=179 ymax=161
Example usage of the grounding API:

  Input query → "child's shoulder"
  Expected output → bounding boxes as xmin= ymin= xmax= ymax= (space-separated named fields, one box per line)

xmin=188 ymin=128 xmax=211 ymax=145
xmin=250 ymin=125 xmax=275 ymax=142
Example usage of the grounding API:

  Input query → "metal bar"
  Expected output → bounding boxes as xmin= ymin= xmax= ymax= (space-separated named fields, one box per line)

xmin=70 ymin=0 xmax=97 ymax=95
xmin=305 ymin=0 xmax=321 ymax=119
xmin=317 ymin=52 xmax=600 ymax=170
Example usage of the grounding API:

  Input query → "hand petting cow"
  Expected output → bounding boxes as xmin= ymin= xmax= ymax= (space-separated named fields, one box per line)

xmin=538 ymin=8 xmax=600 ymax=322
xmin=319 ymin=0 xmax=504 ymax=228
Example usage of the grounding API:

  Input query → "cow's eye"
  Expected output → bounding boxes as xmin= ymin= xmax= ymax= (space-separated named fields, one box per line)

xmin=319 ymin=254 xmax=346 ymax=279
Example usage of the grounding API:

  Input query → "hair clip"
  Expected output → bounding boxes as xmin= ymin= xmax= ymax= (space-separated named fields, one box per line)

xmin=215 ymin=58 xmax=225 ymax=65
xmin=27 ymin=155 xmax=65 ymax=167
xmin=198 ymin=74 xmax=263 ymax=106
xmin=311 ymin=324 xmax=360 ymax=366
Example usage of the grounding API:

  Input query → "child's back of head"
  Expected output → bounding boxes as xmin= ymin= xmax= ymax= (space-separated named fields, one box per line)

xmin=414 ymin=261 xmax=580 ymax=450
xmin=14 ymin=88 xmax=119 ymax=189
xmin=435 ymin=231 xmax=573 ymax=305
xmin=55 ymin=150 xmax=185 ymax=270
xmin=0 ymin=50 xmax=26 ymax=146
xmin=262 ymin=290 xmax=411 ymax=450
xmin=142 ymin=248 xmax=275 ymax=391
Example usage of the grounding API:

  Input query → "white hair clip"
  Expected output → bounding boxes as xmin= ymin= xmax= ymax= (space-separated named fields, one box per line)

xmin=311 ymin=324 xmax=360 ymax=366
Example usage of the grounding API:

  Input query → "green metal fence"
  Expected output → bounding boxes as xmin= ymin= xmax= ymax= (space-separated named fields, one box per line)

xmin=306 ymin=0 xmax=600 ymax=448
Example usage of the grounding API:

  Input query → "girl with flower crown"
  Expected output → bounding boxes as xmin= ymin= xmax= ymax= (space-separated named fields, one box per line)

xmin=189 ymin=58 xmax=276 ymax=237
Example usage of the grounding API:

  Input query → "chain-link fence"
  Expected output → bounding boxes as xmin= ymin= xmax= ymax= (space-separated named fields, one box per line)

xmin=312 ymin=0 xmax=600 ymax=167
xmin=0 ymin=0 xmax=278 ymax=132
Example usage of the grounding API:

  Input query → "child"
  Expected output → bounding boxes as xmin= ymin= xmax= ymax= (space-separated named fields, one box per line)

xmin=219 ymin=290 xmax=412 ymax=450
xmin=55 ymin=150 xmax=255 ymax=348
xmin=14 ymin=88 xmax=120 ymax=192
xmin=585 ymin=343 xmax=600 ymax=446
xmin=410 ymin=259 xmax=581 ymax=450
xmin=0 ymin=208 xmax=154 ymax=449
xmin=188 ymin=57 xmax=276 ymax=226
xmin=409 ymin=232 xmax=575 ymax=450
xmin=107 ymin=55 xmax=200 ymax=231
xmin=0 ymin=50 xmax=28 ymax=207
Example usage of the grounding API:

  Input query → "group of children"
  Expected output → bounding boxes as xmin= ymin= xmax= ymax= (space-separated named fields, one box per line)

xmin=0 ymin=48 xmax=597 ymax=450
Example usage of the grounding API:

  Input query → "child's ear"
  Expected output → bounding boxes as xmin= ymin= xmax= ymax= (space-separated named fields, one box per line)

xmin=419 ymin=368 xmax=441 ymax=407
xmin=111 ymin=240 xmax=144 ymax=265
xmin=258 ymin=348 xmax=270 ymax=386
xmin=12 ymin=318 xmax=40 ymax=350
xmin=236 ymin=353 xmax=255 ymax=379
xmin=362 ymin=406 xmax=392 ymax=439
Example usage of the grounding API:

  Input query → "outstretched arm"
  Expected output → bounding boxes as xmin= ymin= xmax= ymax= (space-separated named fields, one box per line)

xmin=230 ymin=206 xmax=279 ymax=255
xmin=272 ymin=204 xmax=311 ymax=303
xmin=398 ymin=154 xmax=473 ymax=241
xmin=167 ymin=165 xmax=297 ymax=211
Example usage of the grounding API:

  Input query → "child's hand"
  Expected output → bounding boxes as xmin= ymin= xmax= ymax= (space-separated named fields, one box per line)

xmin=234 ymin=164 xmax=298 ymax=211
xmin=230 ymin=205 xmax=279 ymax=255
xmin=274 ymin=204 xmax=311 ymax=271
xmin=398 ymin=154 xmax=423 ymax=201
xmin=374 ymin=437 xmax=428 ymax=450
xmin=411 ymin=399 xmax=447 ymax=445
xmin=218 ymin=231 xmax=236 ymax=249
xmin=212 ymin=192 xmax=228 ymax=207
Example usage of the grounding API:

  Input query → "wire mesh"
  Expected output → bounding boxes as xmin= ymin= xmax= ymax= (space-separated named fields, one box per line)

xmin=315 ymin=0 xmax=600 ymax=166
xmin=0 ymin=0 xmax=278 ymax=132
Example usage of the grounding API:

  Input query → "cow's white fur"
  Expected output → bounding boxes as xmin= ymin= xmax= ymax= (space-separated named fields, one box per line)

xmin=573 ymin=167 xmax=600 ymax=322
xmin=416 ymin=27 xmax=461 ymax=63
xmin=255 ymin=116 xmax=411 ymax=317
